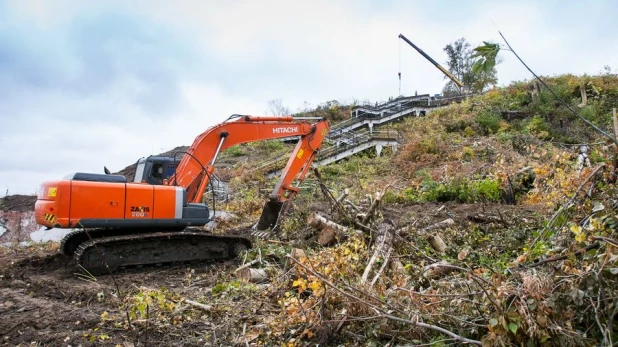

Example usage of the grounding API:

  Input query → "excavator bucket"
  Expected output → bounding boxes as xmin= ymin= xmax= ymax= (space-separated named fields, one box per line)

xmin=255 ymin=199 xmax=284 ymax=231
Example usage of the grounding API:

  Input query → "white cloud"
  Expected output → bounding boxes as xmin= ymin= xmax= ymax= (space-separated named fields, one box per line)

xmin=2 ymin=0 xmax=617 ymax=194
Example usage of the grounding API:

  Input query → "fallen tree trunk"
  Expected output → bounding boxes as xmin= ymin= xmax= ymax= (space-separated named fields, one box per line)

xmin=397 ymin=218 xmax=454 ymax=235
xmin=308 ymin=212 xmax=353 ymax=246
xmin=317 ymin=227 xmax=338 ymax=246
xmin=421 ymin=218 xmax=454 ymax=233
xmin=184 ymin=299 xmax=212 ymax=311
xmin=423 ymin=260 xmax=457 ymax=279
xmin=361 ymin=220 xmax=395 ymax=285
xmin=308 ymin=212 xmax=348 ymax=233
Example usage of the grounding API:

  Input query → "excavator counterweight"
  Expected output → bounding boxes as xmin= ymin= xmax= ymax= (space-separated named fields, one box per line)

xmin=35 ymin=115 xmax=329 ymax=274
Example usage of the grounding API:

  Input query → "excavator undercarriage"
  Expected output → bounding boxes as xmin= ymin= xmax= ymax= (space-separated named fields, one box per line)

xmin=62 ymin=228 xmax=250 ymax=275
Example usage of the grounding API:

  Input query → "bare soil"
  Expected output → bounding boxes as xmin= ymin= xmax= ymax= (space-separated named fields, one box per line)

xmin=0 ymin=244 xmax=243 ymax=346
xmin=0 ymin=195 xmax=36 ymax=212
xmin=0 ymin=201 xmax=550 ymax=346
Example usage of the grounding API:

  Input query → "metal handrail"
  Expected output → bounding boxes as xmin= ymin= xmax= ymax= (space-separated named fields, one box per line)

xmin=319 ymin=130 xmax=401 ymax=159
xmin=253 ymin=129 xmax=402 ymax=174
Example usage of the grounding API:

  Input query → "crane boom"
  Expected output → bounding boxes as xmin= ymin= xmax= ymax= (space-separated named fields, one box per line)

xmin=398 ymin=33 xmax=465 ymax=89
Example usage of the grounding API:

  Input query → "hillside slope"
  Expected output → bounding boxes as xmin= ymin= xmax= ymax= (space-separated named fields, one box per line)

xmin=2 ymin=74 xmax=618 ymax=346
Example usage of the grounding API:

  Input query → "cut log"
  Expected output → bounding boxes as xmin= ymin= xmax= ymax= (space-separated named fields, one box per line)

xmin=308 ymin=213 xmax=348 ymax=233
xmin=238 ymin=268 xmax=269 ymax=283
xmin=289 ymin=248 xmax=307 ymax=260
xmin=318 ymin=226 xmax=338 ymax=246
xmin=421 ymin=218 xmax=454 ymax=233
xmin=457 ymin=249 xmax=469 ymax=261
xmin=423 ymin=261 xmax=456 ymax=279
xmin=398 ymin=218 xmax=454 ymax=235
xmin=336 ymin=189 xmax=350 ymax=204
xmin=308 ymin=213 xmax=351 ymax=246
xmin=427 ymin=234 xmax=447 ymax=254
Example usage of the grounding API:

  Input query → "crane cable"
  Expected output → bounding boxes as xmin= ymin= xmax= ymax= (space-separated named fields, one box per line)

xmin=498 ymin=30 xmax=618 ymax=146
xmin=398 ymin=37 xmax=402 ymax=96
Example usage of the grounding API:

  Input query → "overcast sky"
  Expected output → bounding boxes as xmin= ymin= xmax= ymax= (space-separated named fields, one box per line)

xmin=1 ymin=0 xmax=616 ymax=195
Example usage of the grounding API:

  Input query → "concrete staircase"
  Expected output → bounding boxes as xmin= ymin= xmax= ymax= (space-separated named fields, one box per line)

xmin=258 ymin=93 xmax=468 ymax=176
xmin=328 ymin=93 xmax=466 ymax=138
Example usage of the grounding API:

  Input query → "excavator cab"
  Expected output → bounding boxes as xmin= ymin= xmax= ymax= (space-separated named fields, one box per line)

xmin=133 ymin=156 xmax=179 ymax=185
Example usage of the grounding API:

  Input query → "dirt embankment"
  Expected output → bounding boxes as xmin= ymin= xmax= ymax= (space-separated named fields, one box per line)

xmin=1 ymin=195 xmax=36 ymax=212
xmin=0 ymin=195 xmax=38 ymax=243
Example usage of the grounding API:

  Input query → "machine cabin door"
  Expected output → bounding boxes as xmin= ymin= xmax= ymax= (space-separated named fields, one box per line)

xmin=145 ymin=159 xmax=179 ymax=185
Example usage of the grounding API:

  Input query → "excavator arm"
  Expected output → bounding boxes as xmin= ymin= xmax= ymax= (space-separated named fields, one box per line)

xmin=168 ymin=115 xmax=329 ymax=229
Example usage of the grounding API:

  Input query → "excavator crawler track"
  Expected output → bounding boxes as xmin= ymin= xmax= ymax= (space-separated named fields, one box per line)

xmin=60 ymin=227 xmax=182 ymax=256
xmin=64 ymin=229 xmax=250 ymax=275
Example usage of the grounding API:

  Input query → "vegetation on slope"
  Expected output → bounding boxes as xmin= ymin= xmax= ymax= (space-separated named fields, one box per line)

xmin=3 ymin=73 xmax=618 ymax=346
xmin=210 ymin=72 xmax=618 ymax=346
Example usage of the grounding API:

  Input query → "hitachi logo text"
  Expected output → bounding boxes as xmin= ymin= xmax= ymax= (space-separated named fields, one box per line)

xmin=273 ymin=127 xmax=299 ymax=134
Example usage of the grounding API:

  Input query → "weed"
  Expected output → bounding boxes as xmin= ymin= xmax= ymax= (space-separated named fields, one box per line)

xmin=526 ymin=115 xmax=550 ymax=139
xmin=422 ymin=177 xmax=502 ymax=203
xmin=476 ymin=111 xmax=503 ymax=135
xmin=461 ymin=146 xmax=475 ymax=161
xmin=226 ymin=145 xmax=246 ymax=157
xmin=255 ymin=140 xmax=284 ymax=152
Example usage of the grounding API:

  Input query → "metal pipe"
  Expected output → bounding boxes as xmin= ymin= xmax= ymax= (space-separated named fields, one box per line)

xmin=210 ymin=132 xmax=228 ymax=165
xmin=244 ymin=116 xmax=294 ymax=122
xmin=290 ymin=117 xmax=324 ymax=120
xmin=398 ymin=33 xmax=465 ymax=89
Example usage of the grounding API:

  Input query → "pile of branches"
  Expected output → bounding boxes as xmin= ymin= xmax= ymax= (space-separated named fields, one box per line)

xmin=225 ymin=166 xmax=618 ymax=346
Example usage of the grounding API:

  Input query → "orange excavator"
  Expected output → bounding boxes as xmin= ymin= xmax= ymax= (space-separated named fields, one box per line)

xmin=35 ymin=115 xmax=329 ymax=274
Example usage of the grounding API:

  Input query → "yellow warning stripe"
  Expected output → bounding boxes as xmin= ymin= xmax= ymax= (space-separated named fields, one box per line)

xmin=44 ymin=214 xmax=55 ymax=223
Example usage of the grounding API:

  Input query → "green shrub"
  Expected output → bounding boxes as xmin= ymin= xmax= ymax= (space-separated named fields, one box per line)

xmin=461 ymin=146 xmax=475 ymax=161
xmin=527 ymin=115 xmax=550 ymax=139
xmin=476 ymin=111 xmax=503 ymax=134
xmin=422 ymin=178 xmax=502 ymax=203
xmin=226 ymin=145 xmax=246 ymax=157
xmin=468 ymin=179 xmax=501 ymax=201
xmin=256 ymin=140 xmax=284 ymax=152
xmin=497 ymin=132 xmax=513 ymax=144
xmin=445 ymin=119 xmax=470 ymax=133
xmin=463 ymin=126 xmax=476 ymax=137
xmin=384 ymin=187 xmax=421 ymax=204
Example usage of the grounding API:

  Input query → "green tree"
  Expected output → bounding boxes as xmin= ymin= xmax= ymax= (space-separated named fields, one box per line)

xmin=442 ymin=38 xmax=499 ymax=95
